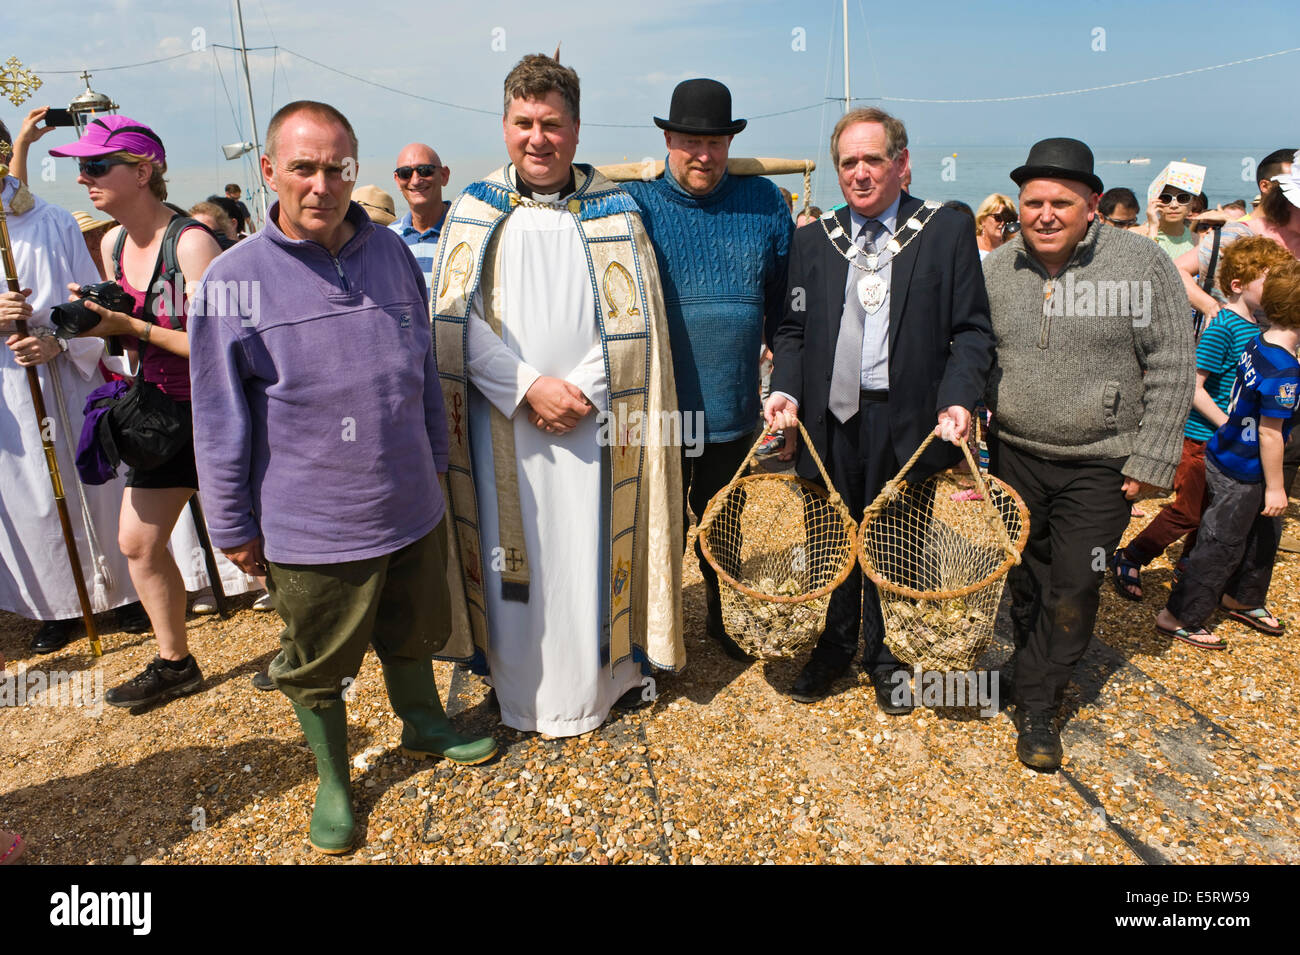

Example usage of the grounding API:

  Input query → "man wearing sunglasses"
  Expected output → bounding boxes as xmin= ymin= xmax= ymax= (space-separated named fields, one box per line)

xmin=1098 ymin=187 xmax=1141 ymax=231
xmin=390 ymin=143 xmax=451 ymax=293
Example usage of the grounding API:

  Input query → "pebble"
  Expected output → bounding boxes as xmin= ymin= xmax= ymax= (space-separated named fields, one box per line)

xmin=7 ymin=519 xmax=1300 ymax=866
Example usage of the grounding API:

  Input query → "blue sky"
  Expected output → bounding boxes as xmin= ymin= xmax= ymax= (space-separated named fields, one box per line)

xmin=6 ymin=0 xmax=1298 ymax=207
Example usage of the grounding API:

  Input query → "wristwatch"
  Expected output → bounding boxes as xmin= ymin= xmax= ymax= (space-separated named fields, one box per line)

xmin=34 ymin=327 xmax=69 ymax=354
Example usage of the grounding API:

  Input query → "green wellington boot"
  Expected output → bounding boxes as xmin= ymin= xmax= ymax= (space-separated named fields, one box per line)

xmin=381 ymin=659 xmax=498 ymax=765
xmin=291 ymin=701 xmax=356 ymax=854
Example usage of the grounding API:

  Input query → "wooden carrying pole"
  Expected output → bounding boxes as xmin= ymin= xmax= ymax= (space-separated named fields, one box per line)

xmin=597 ymin=156 xmax=815 ymax=182
xmin=0 ymin=150 xmax=103 ymax=656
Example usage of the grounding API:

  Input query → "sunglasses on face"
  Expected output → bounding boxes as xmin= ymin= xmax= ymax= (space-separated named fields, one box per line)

xmin=1158 ymin=192 xmax=1193 ymax=205
xmin=394 ymin=164 xmax=440 ymax=180
xmin=1101 ymin=213 xmax=1139 ymax=228
xmin=78 ymin=157 xmax=136 ymax=178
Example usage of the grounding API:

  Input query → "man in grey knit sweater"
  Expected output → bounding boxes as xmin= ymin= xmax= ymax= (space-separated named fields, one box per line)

xmin=983 ymin=138 xmax=1194 ymax=772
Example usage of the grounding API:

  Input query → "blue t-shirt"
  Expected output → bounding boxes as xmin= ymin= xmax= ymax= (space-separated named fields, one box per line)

xmin=1186 ymin=308 xmax=1260 ymax=442
xmin=1206 ymin=335 xmax=1300 ymax=482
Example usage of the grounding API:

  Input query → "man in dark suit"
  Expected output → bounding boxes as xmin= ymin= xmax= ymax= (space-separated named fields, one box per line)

xmin=766 ymin=107 xmax=995 ymax=707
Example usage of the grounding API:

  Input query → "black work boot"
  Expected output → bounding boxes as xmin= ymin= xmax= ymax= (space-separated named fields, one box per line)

xmin=1013 ymin=706 xmax=1063 ymax=772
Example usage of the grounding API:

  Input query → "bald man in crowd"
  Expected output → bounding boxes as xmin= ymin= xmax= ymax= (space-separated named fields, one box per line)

xmin=390 ymin=143 xmax=451 ymax=292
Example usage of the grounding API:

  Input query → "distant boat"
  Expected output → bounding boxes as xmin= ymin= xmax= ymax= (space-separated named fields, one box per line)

xmin=1126 ymin=157 xmax=1151 ymax=164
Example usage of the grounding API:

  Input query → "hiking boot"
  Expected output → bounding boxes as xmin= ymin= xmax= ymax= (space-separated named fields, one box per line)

xmin=1013 ymin=706 xmax=1063 ymax=772
xmin=105 ymin=656 xmax=203 ymax=709
xmin=381 ymin=659 xmax=498 ymax=765
xmin=291 ymin=701 xmax=355 ymax=855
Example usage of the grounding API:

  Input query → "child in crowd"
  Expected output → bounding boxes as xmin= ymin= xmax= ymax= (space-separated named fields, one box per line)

xmin=1155 ymin=260 xmax=1300 ymax=648
xmin=1111 ymin=237 xmax=1295 ymax=599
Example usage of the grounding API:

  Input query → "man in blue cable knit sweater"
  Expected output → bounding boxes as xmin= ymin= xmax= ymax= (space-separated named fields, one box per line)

xmin=623 ymin=79 xmax=793 ymax=660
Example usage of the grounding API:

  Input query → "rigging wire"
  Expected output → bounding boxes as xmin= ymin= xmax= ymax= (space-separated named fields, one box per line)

xmin=878 ymin=46 xmax=1300 ymax=103
xmin=30 ymin=41 xmax=1300 ymax=123
xmin=34 ymin=50 xmax=200 ymax=73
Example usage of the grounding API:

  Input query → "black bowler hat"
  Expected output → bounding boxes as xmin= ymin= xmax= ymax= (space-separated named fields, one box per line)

xmin=1010 ymin=137 xmax=1104 ymax=195
xmin=654 ymin=79 xmax=747 ymax=136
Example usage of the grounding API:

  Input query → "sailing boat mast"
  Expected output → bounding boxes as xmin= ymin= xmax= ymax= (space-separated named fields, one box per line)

xmin=842 ymin=0 xmax=851 ymax=114
xmin=233 ymin=0 xmax=266 ymax=226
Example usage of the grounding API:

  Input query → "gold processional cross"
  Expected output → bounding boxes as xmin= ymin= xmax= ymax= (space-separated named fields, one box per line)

xmin=1 ymin=55 xmax=42 ymax=108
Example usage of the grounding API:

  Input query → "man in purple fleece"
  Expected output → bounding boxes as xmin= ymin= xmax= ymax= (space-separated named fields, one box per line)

xmin=188 ymin=101 xmax=496 ymax=855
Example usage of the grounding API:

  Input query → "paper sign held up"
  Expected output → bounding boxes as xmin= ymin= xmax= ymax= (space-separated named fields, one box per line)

xmin=1147 ymin=161 xmax=1207 ymax=206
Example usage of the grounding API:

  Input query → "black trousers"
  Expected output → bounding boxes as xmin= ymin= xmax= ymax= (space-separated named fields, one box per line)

xmin=809 ymin=394 xmax=903 ymax=674
xmin=683 ymin=435 xmax=754 ymax=609
xmin=1166 ymin=459 xmax=1281 ymax=628
xmin=990 ymin=440 xmax=1131 ymax=712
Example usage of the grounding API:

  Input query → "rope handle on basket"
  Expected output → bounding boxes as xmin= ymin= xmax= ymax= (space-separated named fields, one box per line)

xmin=686 ymin=418 xmax=851 ymax=553
xmin=863 ymin=429 xmax=1019 ymax=562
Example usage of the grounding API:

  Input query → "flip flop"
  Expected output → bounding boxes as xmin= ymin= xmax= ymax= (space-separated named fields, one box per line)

xmin=1155 ymin=623 xmax=1228 ymax=651
xmin=1221 ymin=605 xmax=1284 ymax=636
xmin=1108 ymin=550 xmax=1143 ymax=602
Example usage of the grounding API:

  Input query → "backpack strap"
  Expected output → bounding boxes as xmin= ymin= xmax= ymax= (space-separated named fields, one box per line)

xmin=111 ymin=215 xmax=200 ymax=364
xmin=1192 ymin=225 xmax=1224 ymax=340
xmin=1201 ymin=226 xmax=1223 ymax=294
xmin=159 ymin=215 xmax=199 ymax=295
xmin=111 ymin=227 xmax=128 ymax=282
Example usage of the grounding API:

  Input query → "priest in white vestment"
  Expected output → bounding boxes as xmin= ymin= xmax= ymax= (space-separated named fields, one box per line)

xmin=433 ymin=55 xmax=684 ymax=736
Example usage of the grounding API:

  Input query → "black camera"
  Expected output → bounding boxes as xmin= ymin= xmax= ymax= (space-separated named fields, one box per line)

xmin=50 ymin=281 xmax=136 ymax=355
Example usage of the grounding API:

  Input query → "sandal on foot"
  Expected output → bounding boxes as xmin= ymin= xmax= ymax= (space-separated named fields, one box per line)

xmin=1220 ymin=604 xmax=1283 ymax=636
xmin=1108 ymin=550 xmax=1143 ymax=601
xmin=1155 ymin=623 xmax=1228 ymax=651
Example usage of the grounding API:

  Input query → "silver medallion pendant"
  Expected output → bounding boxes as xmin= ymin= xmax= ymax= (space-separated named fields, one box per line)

xmin=858 ymin=273 xmax=887 ymax=314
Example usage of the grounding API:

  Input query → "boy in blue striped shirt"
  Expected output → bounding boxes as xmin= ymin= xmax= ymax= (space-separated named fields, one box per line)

xmin=1157 ymin=260 xmax=1300 ymax=648
xmin=1111 ymin=237 xmax=1294 ymax=598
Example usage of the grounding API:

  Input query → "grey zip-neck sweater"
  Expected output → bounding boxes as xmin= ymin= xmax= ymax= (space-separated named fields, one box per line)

xmin=982 ymin=218 xmax=1194 ymax=488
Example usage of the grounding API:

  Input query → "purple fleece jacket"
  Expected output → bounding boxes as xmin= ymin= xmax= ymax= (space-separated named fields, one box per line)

xmin=188 ymin=201 xmax=448 ymax=564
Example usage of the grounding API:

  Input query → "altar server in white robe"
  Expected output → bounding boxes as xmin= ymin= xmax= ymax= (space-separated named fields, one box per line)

xmin=2 ymin=163 xmax=254 ymax=653
xmin=433 ymin=54 xmax=684 ymax=736
xmin=0 ymin=168 xmax=149 ymax=650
